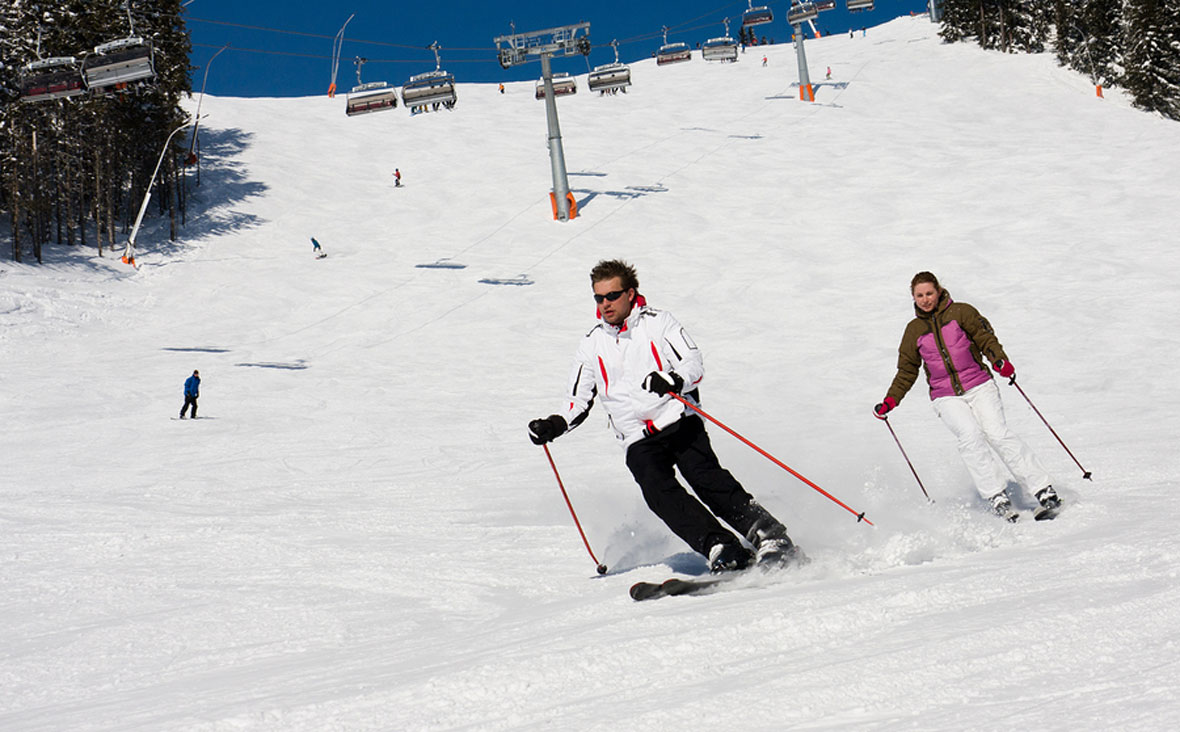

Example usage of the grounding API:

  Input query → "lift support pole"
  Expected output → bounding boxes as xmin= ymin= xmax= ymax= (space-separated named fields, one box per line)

xmin=494 ymin=22 xmax=591 ymax=222
xmin=538 ymin=52 xmax=572 ymax=220
xmin=793 ymin=23 xmax=814 ymax=102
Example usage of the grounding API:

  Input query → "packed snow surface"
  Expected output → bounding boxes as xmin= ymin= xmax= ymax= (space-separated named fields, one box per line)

xmin=2 ymin=17 xmax=1179 ymax=731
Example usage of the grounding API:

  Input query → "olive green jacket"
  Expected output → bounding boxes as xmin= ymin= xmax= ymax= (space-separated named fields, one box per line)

xmin=886 ymin=290 xmax=1008 ymax=405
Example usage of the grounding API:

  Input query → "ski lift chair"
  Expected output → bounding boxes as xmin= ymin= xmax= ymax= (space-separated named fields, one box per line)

xmin=742 ymin=4 xmax=774 ymax=28
xmin=346 ymin=81 xmax=398 ymax=116
xmin=83 ymin=37 xmax=155 ymax=90
xmin=587 ymin=63 xmax=631 ymax=93
xmin=656 ymin=42 xmax=691 ymax=66
xmin=402 ymin=42 xmax=457 ymax=110
xmin=847 ymin=0 xmax=875 ymax=12
xmin=787 ymin=2 xmax=820 ymax=25
xmin=402 ymin=70 xmax=457 ymax=108
xmin=702 ymin=37 xmax=739 ymax=62
xmin=345 ymin=57 xmax=397 ymax=116
xmin=19 ymin=57 xmax=86 ymax=103
xmin=587 ymin=40 xmax=631 ymax=94
xmin=535 ymin=72 xmax=577 ymax=100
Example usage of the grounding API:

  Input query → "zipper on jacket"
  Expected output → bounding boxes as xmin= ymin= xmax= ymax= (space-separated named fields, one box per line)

xmin=930 ymin=313 xmax=965 ymax=396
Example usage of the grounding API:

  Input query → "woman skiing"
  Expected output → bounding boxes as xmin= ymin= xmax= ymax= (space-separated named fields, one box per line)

xmin=873 ymin=271 xmax=1061 ymax=521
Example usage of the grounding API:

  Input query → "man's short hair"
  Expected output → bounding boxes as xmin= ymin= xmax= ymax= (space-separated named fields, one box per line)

xmin=590 ymin=259 xmax=639 ymax=291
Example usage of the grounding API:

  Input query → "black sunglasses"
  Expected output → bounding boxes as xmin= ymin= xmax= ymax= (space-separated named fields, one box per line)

xmin=594 ymin=289 xmax=628 ymax=304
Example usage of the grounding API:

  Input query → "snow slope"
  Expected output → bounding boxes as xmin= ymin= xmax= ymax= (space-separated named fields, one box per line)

xmin=3 ymin=16 xmax=1179 ymax=731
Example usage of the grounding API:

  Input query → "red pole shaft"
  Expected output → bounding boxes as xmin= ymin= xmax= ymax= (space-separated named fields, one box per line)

xmin=670 ymin=394 xmax=873 ymax=526
xmin=542 ymin=444 xmax=608 ymax=572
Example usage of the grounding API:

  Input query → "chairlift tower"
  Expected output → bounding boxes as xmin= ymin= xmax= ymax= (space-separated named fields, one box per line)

xmin=494 ymin=22 xmax=591 ymax=221
xmin=788 ymin=2 xmax=821 ymax=102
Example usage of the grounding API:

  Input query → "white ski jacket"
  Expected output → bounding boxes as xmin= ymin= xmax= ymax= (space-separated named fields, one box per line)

xmin=561 ymin=304 xmax=705 ymax=449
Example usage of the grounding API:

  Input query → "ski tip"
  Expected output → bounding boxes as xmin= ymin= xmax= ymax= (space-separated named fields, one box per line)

xmin=629 ymin=581 xmax=663 ymax=601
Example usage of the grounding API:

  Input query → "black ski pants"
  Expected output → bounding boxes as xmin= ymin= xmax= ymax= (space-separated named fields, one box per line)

xmin=624 ymin=415 xmax=777 ymax=557
xmin=180 ymin=395 xmax=198 ymax=418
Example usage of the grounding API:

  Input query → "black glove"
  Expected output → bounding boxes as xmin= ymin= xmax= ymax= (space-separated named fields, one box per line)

xmin=528 ymin=415 xmax=567 ymax=445
xmin=642 ymin=370 xmax=684 ymax=397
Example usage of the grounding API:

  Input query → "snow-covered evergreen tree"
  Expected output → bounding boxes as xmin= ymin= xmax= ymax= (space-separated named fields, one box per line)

xmin=0 ymin=0 xmax=191 ymax=263
xmin=939 ymin=0 xmax=1053 ymax=53
xmin=1124 ymin=0 xmax=1180 ymax=120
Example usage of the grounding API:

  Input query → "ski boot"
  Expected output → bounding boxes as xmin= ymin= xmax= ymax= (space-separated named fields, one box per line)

xmin=990 ymin=491 xmax=1019 ymax=523
xmin=707 ymin=542 xmax=753 ymax=573
xmin=747 ymin=519 xmax=805 ymax=569
xmin=1034 ymin=486 xmax=1062 ymax=520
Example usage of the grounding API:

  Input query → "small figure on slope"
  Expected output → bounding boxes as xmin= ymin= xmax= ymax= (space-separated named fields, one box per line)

xmin=873 ymin=271 xmax=1061 ymax=521
xmin=393 ymin=168 xmax=402 ymax=187
xmin=311 ymin=237 xmax=327 ymax=259
xmin=528 ymin=259 xmax=800 ymax=573
xmin=180 ymin=369 xmax=201 ymax=419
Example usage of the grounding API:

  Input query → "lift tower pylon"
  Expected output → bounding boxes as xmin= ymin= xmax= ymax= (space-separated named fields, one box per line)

xmin=494 ymin=22 xmax=591 ymax=221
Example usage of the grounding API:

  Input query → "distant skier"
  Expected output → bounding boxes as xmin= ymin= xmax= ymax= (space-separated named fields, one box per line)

xmin=180 ymin=370 xmax=200 ymax=419
xmin=826 ymin=66 xmax=832 ymax=80
xmin=527 ymin=259 xmax=801 ymax=573
xmin=394 ymin=168 xmax=402 ymax=187
xmin=311 ymin=237 xmax=326 ymax=259
xmin=499 ymin=83 xmax=505 ymax=94
xmin=762 ymin=55 xmax=768 ymax=67
xmin=873 ymin=271 xmax=1061 ymax=522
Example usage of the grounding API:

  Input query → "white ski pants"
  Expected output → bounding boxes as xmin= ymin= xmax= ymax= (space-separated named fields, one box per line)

xmin=931 ymin=379 xmax=1052 ymax=501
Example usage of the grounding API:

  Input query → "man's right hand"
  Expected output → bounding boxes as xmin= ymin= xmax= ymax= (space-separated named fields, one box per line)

xmin=528 ymin=415 xmax=568 ymax=445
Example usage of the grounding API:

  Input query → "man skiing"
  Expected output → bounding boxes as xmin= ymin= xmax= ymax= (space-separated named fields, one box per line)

xmin=393 ymin=168 xmax=402 ymax=187
xmin=527 ymin=260 xmax=799 ymax=573
xmin=180 ymin=370 xmax=200 ymax=419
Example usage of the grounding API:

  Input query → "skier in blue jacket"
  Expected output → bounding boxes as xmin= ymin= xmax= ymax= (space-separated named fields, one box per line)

xmin=180 ymin=370 xmax=201 ymax=419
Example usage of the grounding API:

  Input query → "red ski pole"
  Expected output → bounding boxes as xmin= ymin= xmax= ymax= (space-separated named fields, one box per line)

xmin=669 ymin=394 xmax=873 ymax=526
xmin=1007 ymin=376 xmax=1092 ymax=480
xmin=542 ymin=444 xmax=609 ymax=574
xmin=878 ymin=415 xmax=932 ymax=502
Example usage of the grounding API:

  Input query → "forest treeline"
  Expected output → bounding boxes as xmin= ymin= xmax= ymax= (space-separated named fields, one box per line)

xmin=3 ymin=2 xmax=1177 ymax=264
xmin=1 ymin=0 xmax=191 ymax=263
xmin=938 ymin=0 xmax=1180 ymax=120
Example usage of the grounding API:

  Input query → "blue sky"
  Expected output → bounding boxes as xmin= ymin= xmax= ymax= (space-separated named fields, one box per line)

xmin=186 ymin=1 xmax=931 ymax=97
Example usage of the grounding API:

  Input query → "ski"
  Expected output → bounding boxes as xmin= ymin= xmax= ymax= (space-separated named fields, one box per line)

xmin=630 ymin=576 xmax=732 ymax=601
xmin=1033 ymin=504 xmax=1061 ymax=521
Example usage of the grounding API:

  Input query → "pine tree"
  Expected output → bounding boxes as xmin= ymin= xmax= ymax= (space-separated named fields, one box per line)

xmin=0 ymin=0 xmax=192 ymax=263
xmin=1124 ymin=0 xmax=1180 ymax=120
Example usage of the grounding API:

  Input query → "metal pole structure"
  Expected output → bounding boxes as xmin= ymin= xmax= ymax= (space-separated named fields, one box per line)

xmin=187 ymin=43 xmax=228 ymax=185
xmin=123 ymin=119 xmax=196 ymax=266
xmin=328 ymin=13 xmax=355 ymax=98
xmin=794 ymin=24 xmax=814 ymax=101
xmin=539 ymin=53 xmax=572 ymax=221
xmin=929 ymin=0 xmax=943 ymax=23
xmin=493 ymin=22 xmax=590 ymax=222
